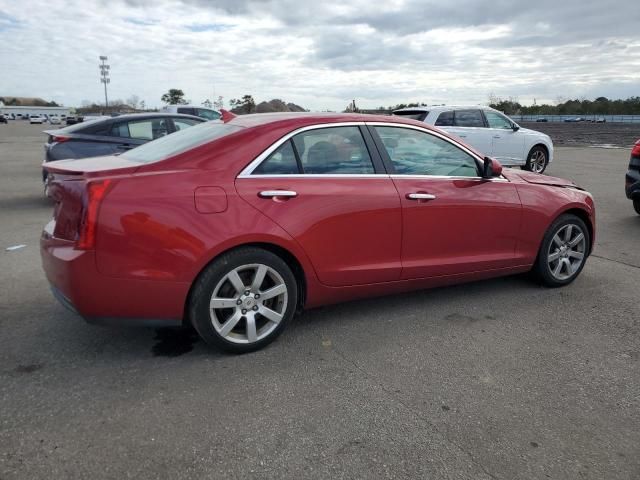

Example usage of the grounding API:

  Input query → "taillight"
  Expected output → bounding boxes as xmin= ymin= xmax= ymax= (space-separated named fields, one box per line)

xmin=51 ymin=135 xmax=70 ymax=143
xmin=77 ymin=180 xmax=112 ymax=250
xmin=632 ymin=139 xmax=640 ymax=158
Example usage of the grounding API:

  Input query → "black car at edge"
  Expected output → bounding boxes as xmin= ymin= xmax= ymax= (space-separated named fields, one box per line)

xmin=625 ymin=139 xmax=640 ymax=214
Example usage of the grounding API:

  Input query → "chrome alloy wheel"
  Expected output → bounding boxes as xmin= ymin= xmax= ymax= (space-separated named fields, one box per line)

xmin=209 ymin=264 xmax=288 ymax=344
xmin=547 ymin=224 xmax=586 ymax=281
xmin=530 ymin=150 xmax=547 ymax=173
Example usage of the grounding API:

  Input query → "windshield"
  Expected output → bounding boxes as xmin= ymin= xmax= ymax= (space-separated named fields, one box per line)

xmin=122 ymin=122 xmax=243 ymax=164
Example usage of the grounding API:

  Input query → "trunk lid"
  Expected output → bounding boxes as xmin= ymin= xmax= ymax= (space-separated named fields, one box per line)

xmin=44 ymin=155 xmax=141 ymax=176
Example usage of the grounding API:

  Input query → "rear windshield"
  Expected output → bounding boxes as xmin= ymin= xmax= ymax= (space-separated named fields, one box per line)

xmin=122 ymin=122 xmax=243 ymax=164
xmin=392 ymin=111 xmax=428 ymax=121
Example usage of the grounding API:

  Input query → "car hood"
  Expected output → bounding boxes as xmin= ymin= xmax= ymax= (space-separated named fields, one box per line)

xmin=517 ymin=126 xmax=548 ymax=137
xmin=502 ymin=168 xmax=581 ymax=189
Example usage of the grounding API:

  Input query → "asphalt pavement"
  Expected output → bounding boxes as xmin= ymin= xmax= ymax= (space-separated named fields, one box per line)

xmin=0 ymin=122 xmax=638 ymax=479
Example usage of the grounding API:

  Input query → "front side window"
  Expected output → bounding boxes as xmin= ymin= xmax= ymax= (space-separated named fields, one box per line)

xmin=434 ymin=111 xmax=454 ymax=126
xmin=484 ymin=110 xmax=514 ymax=129
xmin=196 ymin=109 xmax=221 ymax=121
xmin=374 ymin=126 xmax=479 ymax=177
xmin=453 ymin=110 xmax=485 ymax=128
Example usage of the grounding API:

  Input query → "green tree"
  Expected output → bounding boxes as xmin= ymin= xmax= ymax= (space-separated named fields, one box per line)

xmin=229 ymin=95 xmax=256 ymax=114
xmin=161 ymin=89 xmax=187 ymax=105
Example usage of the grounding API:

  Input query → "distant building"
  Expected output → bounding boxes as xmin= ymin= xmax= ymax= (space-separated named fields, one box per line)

xmin=0 ymin=97 xmax=70 ymax=119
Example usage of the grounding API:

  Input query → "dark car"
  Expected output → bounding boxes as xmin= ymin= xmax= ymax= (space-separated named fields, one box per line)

xmin=625 ymin=139 xmax=640 ymax=214
xmin=0 ymin=114 xmax=7 ymax=124
xmin=43 ymin=113 xmax=206 ymax=185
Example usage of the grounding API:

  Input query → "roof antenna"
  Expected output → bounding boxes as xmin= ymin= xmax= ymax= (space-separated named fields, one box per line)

xmin=220 ymin=109 xmax=237 ymax=123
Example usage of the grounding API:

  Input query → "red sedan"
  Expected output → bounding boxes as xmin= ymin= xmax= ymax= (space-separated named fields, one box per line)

xmin=41 ymin=112 xmax=595 ymax=352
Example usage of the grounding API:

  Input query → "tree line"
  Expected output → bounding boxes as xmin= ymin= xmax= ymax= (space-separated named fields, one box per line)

xmin=489 ymin=96 xmax=640 ymax=116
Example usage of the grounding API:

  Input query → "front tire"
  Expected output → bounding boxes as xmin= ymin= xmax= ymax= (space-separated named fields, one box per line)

xmin=633 ymin=198 xmax=640 ymax=215
xmin=525 ymin=146 xmax=548 ymax=174
xmin=532 ymin=214 xmax=590 ymax=287
xmin=189 ymin=247 xmax=298 ymax=353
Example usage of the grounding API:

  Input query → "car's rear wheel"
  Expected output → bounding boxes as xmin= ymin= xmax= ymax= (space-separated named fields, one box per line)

xmin=524 ymin=146 xmax=548 ymax=174
xmin=189 ymin=247 xmax=298 ymax=353
xmin=533 ymin=214 xmax=590 ymax=287
xmin=633 ymin=198 xmax=640 ymax=215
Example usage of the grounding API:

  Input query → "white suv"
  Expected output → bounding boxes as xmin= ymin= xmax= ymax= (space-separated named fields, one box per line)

xmin=393 ymin=106 xmax=553 ymax=173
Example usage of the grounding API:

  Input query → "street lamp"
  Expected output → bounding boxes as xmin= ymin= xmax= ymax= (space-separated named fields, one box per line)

xmin=99 ymin=56 xmax=110 ymax=108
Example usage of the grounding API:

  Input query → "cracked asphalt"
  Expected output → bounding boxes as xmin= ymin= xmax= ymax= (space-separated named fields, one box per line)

xmin=1 ymin=122 xmax=638 ymax=479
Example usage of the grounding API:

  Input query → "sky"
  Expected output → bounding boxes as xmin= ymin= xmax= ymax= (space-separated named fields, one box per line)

xmin=1 ymin=0 xmax=639 ymax=111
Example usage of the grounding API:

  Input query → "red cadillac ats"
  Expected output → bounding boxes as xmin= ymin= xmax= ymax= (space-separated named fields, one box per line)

xmin=41 ymin=112 xmax=595 ymax=352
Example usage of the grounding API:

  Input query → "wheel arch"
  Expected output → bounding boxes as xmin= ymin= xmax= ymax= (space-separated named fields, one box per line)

xmin=529 ymin=142 xmax=550 ymax=160
xmin=560 ymin=207 xmax=595 ymax=255
xmin=182 ymin=241 xmax=308 ymax=326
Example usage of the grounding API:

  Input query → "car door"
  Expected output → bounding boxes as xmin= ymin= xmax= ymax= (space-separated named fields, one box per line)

xmin=235 ymin=124 xmax=403 ymax=287
xmin=369 ymin=124 xmax=522 ymax=279
xmin=483 ymin=110 xmax=525 ymax=165
xmin=435 ymin=109 xmax=492 ymax=155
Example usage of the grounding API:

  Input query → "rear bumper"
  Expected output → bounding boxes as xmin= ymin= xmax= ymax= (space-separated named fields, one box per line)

xmin=41 ymin=232 xmax=187 ymax=327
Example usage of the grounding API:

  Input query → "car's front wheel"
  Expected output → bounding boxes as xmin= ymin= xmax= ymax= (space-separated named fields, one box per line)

xmin=533 ymin=214 xmax=590 ymax=287
xmin=189 ymin=247 xmax=298 ymax=353
xmin=633 ymin=198 xmax=640 ymax=215
xmin=524 ymin=146 xmax=548 ymax=174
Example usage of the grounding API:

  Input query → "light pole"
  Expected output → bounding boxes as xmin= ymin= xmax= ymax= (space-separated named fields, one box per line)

xmin=99 ymin=56 xmax=110 ymax=108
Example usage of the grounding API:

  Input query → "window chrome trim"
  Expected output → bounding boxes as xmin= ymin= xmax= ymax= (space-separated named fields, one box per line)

xmin=237 ymin=121 xmax=486 ymax=178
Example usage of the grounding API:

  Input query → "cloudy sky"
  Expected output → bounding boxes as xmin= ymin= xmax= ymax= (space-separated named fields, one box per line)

xmin=1 ymin=0 xmax=639 ymax=110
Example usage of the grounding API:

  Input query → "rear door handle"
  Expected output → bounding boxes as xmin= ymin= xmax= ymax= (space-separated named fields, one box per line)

xmin=259 ymin=190 xmax=297 ymax=198
xmin=493 ymin=135 xmax=501 ymax=139
xmin=407 ymin=193 xmax=436 ymax=201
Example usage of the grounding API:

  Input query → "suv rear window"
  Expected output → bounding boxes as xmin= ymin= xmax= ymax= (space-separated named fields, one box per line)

xmin=122 ymin=122 xmax=242 ymax=164
xmin=393 ymin=110 xmax=428 ymax=121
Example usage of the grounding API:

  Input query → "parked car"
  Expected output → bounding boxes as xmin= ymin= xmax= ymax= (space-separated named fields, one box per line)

xmin=0 ymin=114 xmax=7 ymax=124
xmin=625 ymin=139 xmax=640 ymax=214
xmin=29 ymin=114 xmax=44 ymax=124
xmin=393 ymin=106 xmax=554 ymax=173
xmin=536 ymin=118 xmax=549 ymax=122
xmin=162 ymin=104 xmax=221 ymax=121
xmin=595 ymin=117 xmax=606 ymax=123
xmin=42 ymin=112 xmax=206 ymax=191
xmin=41 ymin=112 xmax=595 ymax=353
xmin=48 ymin=115 xmax=61 ymax=125
xmin=564 ymin=117 xmax=585 ymax=123
xmin=65 ymin=115 xmax=79 ymax=125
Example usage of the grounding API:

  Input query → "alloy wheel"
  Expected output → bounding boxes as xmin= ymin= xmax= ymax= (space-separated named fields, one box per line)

xmin=530 ymin=150 xmax=547 ymax=173
xmin=547 ymin=224 xmax=586 ymax=281
xmin=209 ymin=263 xmax=288 ymax=344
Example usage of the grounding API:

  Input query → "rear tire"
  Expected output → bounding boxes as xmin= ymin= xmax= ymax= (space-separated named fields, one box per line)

xmin=525 ymin=146 xmax=548 ymax=174
xmin=189 ymin=247 xmax=298 ymax=353
xmin=633 ymin=198 xmax=640 ymax=215
xmin=532 ymin=214 xmax=590 ymax=287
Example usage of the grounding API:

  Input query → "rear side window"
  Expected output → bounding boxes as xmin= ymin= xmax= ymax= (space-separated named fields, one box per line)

xmin=173 ymin=117 xmax=202 ymax=131
xmin=122 ymin=122 xmax=242 ymax=164
xmin=293 ymin=126 xmax=374 ymax=174
xmin=253 ymin=141 xmax=299 ymax=174
xmin=454 ymin=110 xmax=485 ymax=128
xmin=196 ymin=109 xmax=221 ymax=121
xmin=251 ymin=126 xmax=375 ymax=175
xmin=111 ymin=122 xmax=130 ymax=137
xmin=177 ymin=107 xmax=196 ymax=115
xmin=434 ymin=111 xmax=454 ymax=126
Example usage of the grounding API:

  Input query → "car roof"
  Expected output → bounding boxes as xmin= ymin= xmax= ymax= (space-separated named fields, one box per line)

xmin=163 ymin=105 xmax=220 ymax=110
xmin=224 ymin=111 xmax=438 ymax=131
xmin=393 ymin=105 xmax=496 ymax=113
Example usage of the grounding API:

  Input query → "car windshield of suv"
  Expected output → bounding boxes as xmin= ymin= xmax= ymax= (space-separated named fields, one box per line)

xmin=122 ymin=122 xmax=242 ymax=164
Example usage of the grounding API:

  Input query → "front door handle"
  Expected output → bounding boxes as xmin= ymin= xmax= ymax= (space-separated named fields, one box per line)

xmin=406 ymin=193 xmax=436 ymax=201
xmin=259 ymin=190 xmax=297 ymax=198
xmin=493 ymin=135 xmax=501 ymax=139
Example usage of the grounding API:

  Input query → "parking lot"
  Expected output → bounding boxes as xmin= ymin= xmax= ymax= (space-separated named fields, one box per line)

xmin=0 ymin=121 xmax=638 ymax=479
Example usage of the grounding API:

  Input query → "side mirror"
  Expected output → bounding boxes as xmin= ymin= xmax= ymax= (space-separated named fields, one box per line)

xmin=483 ymin=157 xmax=503 ymax=178
xmin=512 ymin=124 xmax=520 ymax=132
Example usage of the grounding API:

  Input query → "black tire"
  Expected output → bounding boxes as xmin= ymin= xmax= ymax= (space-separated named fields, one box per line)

xmin=633 ymin=198 xmax=640 ymax=215
xmin=524 ymin=145 xmax=548 ymax=174
xmin=532 ymin=214 xmax=590 ymax=288
xmin=189 ymin=247 xmax=298 ymax=353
